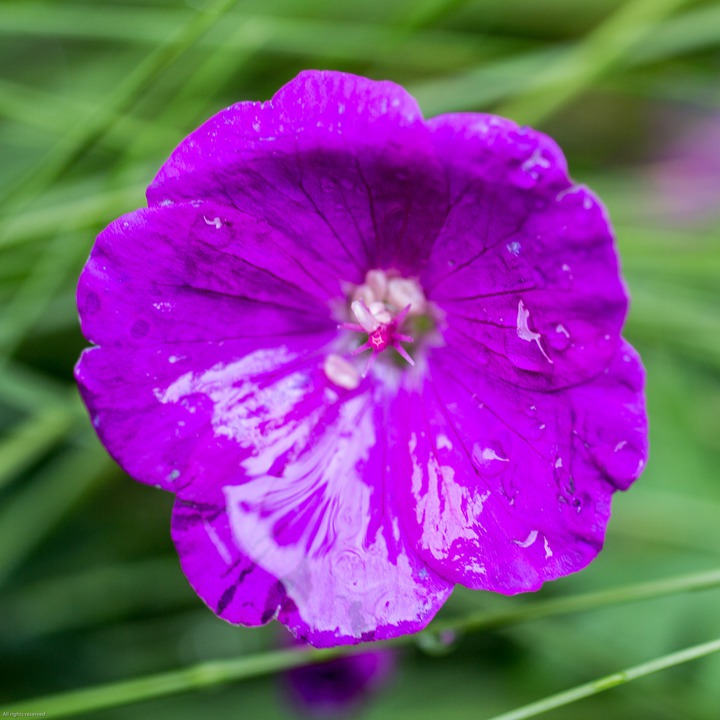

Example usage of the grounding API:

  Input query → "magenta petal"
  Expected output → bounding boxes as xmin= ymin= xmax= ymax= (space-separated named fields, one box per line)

xmin=172 ymin=497 xmax=289 ymax=626
xmin=75 ymin=197 xmax=336 ymax=492
xmin=75 ymin=336 xmax=328 ymax=492
xmin=167 ymin=363 xmax=451 ymax=646
xmin=147 ymin=71 xmax=448 ymax=277
xmin=422 ymin=114 xmax=626 ymax=390
xmin=78 ymin=200 xmax=335 ymax=347
xmin=394 ymin=341 xmax=647 ymax=592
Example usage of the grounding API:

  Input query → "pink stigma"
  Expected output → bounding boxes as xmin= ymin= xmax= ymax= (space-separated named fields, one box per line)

xmin=345 ymin=299 xmax=415 ymax=373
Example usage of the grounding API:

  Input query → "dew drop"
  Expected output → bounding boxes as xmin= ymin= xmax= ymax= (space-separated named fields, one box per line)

xmin=512 ymin=168 xmax=539 ymax=189
xmin=605 ymin=440 xmax=645 ymax=484
xmin=553 ymin=457 xmax=575 ymax=496
xmin=547 ymin=323 xmax=571 ymax=351
xmin=514 ymin=529 xmax=539 ymax=548
xmin=416 ymin=629 xmax=459 ymax=656
xmin=506 ymin=240 xmax=521 ymax=256
xmin=557 ymin=263 xmax=573 ymax=290
xmin=472 ymin=443 xmax=509 ymax=477
xmin=525 ymin=421 xmax=547 ymax=440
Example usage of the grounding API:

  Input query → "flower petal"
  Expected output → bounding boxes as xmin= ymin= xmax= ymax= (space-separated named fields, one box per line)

xmin=172 ymin=496 xmax=295 ymax=627
xmin=75 ymin=198 xmax=338 ymax=491
xmin=78 ymin=200 xmax=335 ymax=348
xmin=423 ymin=114 xmax=626 ymax=390
xmin=75 ymin=337 xmax=328 ymax=492
xmin=394 ymin=341 xmax=647 ymax=591
xmin=148 ymin=71 xmax=448 ymax=279
xmin=169 ymin=363 xmax=451 ymax=646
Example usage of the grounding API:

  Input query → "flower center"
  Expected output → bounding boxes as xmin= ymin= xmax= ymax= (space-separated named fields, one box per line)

xmin=323 ymin=270 xmax=436 ymax=390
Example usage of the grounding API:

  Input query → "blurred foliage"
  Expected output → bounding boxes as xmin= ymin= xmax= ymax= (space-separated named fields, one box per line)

xmin=1 ymin=0 xmax=720 ymax=718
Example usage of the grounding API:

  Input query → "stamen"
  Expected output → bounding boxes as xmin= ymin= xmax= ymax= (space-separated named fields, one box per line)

xmin=323 ymin=354 xmax=361 ymax=390
xmin=351 ymin=299 xmax=380 ymax=332
xmin=387 ymin=278 xmax=427 ymax=315
xmin=365 ymin=269 xmax=388 ymax=300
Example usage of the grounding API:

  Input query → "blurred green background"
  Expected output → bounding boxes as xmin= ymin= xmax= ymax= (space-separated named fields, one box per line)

xmin=1 ymin=0 xmax=720 ymax=718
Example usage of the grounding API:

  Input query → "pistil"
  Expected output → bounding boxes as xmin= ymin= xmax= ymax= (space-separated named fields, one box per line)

xmin=323 ymin=270 xmax=431 ymax=387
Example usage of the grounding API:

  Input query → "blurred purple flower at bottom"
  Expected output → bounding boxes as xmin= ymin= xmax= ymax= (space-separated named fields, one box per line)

xmin=283 ymin=647 xmax=395 ymax=718
xmin=75 ymin=70 xmax=648 ymax=648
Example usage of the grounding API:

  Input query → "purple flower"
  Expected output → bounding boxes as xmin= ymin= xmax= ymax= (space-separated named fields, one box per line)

xmin=648 ymin=112 xmax=720 ymax=226
xmin=75 ymin=71 xmax=648 ymax=647
xmin=282 ymin=639 xmax=395 ymax=717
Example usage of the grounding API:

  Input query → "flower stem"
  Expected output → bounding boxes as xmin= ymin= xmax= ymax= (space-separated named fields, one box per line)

xmin=484 ymin=636 xmax=720 ymax=720
xmin=423 ymin=566 xmax=720 ymax=638
xmin=5 ymin=566 xmax=720 ymax=717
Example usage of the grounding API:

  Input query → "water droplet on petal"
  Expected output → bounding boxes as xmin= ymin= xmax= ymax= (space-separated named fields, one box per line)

xmin=547 ymin=323 xmax=571 ymax=351
xmin=525 ymin=421 xmax=547 ymax=440
xmin=605 ymin=440 xmax=645 ymax=485
xmin=514 ymin=529 xmax=539 ymax=548
xmin=512 ymin=168 xmax=539 ymax=189
xmin=472 ymin=443 xmax=509 ymax=477
xmin=554 ymin=457 xmax=576 ymax=497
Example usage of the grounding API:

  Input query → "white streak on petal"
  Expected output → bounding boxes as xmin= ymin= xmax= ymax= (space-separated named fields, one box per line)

xmin=203 ymin=519 xmax=232 ymax=564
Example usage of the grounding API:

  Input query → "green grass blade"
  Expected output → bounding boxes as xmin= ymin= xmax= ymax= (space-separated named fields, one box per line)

xmin=5 ymin=565 xmax=720 ymax=716
xmin=0 ymin=402 xmax=80 ymax=491
xmin=3 ymin=647 xmax=348 ymax=718
xmin=0 ymin=445 xmax=110 ymax=586
xmin=484 ymin=637 xmax=720 ymax=720
xmin=423 ymin=566 xmax=720 ymax=638
xmin=0 ymin=0 xmax=239 ymax=219
xmin=496 ymin=0 xmax=694 ymax=125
